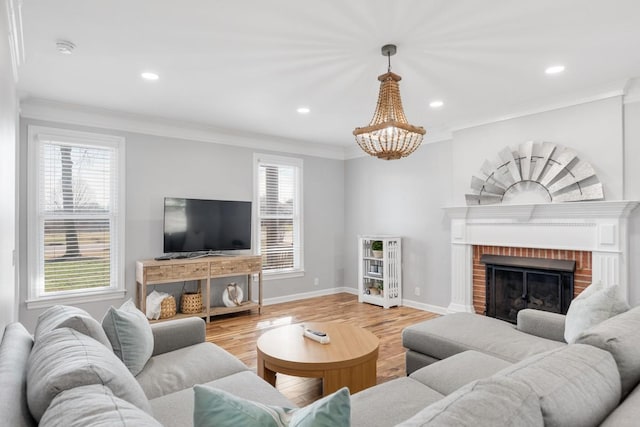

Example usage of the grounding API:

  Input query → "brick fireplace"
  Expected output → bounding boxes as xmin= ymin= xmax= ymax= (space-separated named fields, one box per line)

xmin=472 ymin=245 xmax=592 ymax=315
xmin=444 ymin=201 xmax=637 ymax=313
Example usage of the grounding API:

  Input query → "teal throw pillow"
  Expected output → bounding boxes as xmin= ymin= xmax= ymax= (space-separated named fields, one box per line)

xmin=193 ymin=385 xmax=350 ymax=427
xmin=102 ymin=299 xmax=154 ymax=376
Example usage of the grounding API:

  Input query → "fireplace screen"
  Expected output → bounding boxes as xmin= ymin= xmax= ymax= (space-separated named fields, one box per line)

xmin=483 ymin=255 xmax=574 ymax=324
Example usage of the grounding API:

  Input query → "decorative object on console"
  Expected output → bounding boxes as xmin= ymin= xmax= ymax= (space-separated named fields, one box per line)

xmin=181 ymin=282 xmax=203 ymax=314
xmin=222 ymin=283 xmax=243 ymax=307
xmin=353 ymin=44 xmax=426 ymax=160
xmin=160 ymin=295 xmax=176 ymax=319
xmin=465 ymin=141 xmax=604 ymax=205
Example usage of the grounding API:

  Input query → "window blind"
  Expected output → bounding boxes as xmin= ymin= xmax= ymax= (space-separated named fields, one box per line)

xmin=38 ymin=140 xmax=118 ymax=294
xmin=257 ymin=162 xmax=301 ymax=272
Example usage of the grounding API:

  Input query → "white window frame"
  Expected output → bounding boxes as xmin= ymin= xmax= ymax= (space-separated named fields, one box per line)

xmin=253 ymin=153 xmax=304 ymax=279
xmin=26 ymin=126 xmax=126 ymax=308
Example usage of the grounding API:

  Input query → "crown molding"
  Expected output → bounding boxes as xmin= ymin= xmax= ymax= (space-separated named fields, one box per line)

xmin=624 ymin=78 xmax=640 ymax=104
xmin=451 ymin=81 xmax=627 ymax=133
xmin=5 ymin=0 xmax=24 ymax=82
xmin=19 ymin=98 xmax=348 ymax=160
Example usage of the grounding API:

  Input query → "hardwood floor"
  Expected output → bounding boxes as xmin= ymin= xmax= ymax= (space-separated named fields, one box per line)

xmin=205 ymin=292 xmax=438 ymax=406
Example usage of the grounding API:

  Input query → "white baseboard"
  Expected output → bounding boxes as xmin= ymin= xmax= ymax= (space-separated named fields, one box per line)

xmin=262 ymin=287 xmax=357 ymax=306
xmin=401 ymin=298 xmax=449 ymax=315
xmin=261 ymin=287 xmax=448 ymax=315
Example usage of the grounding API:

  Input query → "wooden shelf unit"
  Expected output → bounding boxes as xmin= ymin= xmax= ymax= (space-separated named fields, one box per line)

xmin=135 ymin=255 xmax=263 ymax=322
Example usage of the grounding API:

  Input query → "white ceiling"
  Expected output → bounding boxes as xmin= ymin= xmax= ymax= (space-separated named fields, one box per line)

xmin=16 ymin=0 xmax=640 ymax=148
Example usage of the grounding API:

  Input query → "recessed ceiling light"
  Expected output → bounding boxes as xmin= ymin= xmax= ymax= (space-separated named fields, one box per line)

xmin=141 ymin=72 xmax=159 ymax=81
xmin=429 ymin=100 xmax=444 ymax=108
xmin=545 ymin=65 xmax=565 ymax=75
xmin=296 ymin=107 xmax=310 ymax=114
xmin=56 ymin=40 xmax=76 ymax=55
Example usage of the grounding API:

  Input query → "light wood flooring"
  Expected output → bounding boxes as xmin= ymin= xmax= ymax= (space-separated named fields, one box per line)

xmin=205 ymin=292 xmax=438 ymax=406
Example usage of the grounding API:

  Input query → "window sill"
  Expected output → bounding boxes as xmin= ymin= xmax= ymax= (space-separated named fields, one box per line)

xmin=262 ymin=270 xmax=305 ymax=281
xmin=26 ymin=289 xmax=127 ymax=310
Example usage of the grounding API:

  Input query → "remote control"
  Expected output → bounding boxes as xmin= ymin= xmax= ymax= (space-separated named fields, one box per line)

xmin=303 ymin=327 xmax=330 ymax=344
xmin=306 ymin=329 xmax=326 ymax=337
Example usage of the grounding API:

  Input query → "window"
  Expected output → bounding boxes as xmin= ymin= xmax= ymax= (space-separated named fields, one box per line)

xmin=27 ymin=126 xmax=125 ymax=307
xmin=254 ymin=154 xmax=303 ymax=276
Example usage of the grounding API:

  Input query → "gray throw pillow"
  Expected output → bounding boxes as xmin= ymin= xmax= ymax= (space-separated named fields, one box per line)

xmin=102 ymin=299 xmax=154 ymax=376
xmin=26 ymin=327 xmax=152 ymax=422
xmin=34 ymin=304 xmax=113 ymax=350
xmin=40 ymin=385 xmax=161 ymax=427
xmin=397 ymin=376 xmax=543 ymax=427
xmin=576 ymin=305 xmax=640 ymax=397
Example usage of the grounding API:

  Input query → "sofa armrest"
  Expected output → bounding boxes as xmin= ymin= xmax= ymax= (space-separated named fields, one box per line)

xmin=150 ymin=317 xmax=206 ymax=356
xmin=516 ymin=309 xmax=566 ymax=343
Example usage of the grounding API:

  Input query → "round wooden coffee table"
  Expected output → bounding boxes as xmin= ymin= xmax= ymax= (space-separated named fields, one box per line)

xmin=256 ymin=322 xmax=379 ymax=396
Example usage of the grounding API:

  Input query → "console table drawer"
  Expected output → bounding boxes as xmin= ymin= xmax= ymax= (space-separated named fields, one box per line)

xmin=146 ymin=263 xmax=209 ymax=282
xmin=210 ymin=258 xmax=262 ymax=276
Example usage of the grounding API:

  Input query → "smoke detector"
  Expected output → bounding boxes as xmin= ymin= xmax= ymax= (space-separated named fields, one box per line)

xmin=56 ymin=40 xmax=76 ymax=55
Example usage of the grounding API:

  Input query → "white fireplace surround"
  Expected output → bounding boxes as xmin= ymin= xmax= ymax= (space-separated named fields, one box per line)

xmin=444 ymin=201 xmax=639 ymax=313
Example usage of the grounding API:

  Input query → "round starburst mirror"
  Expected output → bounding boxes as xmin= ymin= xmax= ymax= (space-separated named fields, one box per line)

xmin=465 ymin=141 xmax=604 ymax=206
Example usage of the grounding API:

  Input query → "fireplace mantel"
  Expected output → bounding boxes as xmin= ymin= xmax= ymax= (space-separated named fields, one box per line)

xmin=443 ymin=201 xmax=639 ymax=313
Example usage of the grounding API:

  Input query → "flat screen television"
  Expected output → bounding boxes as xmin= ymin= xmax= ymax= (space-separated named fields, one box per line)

xmin=163 ymin=197 xmax=252 ymax=253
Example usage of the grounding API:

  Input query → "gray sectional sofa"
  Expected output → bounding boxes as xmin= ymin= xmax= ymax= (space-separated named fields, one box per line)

xmin=3 ymin=304 xmax=640 ymax=426
xmin=347 ymin=306 xmax=640 ymax=426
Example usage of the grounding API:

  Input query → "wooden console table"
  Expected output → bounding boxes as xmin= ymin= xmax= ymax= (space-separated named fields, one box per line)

xmin=135 ymin=255 xmax=263 ymax=322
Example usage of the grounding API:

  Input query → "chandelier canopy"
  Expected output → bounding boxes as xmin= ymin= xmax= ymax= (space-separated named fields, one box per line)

xmin=353 ymin=44 xmax=426 ymax=160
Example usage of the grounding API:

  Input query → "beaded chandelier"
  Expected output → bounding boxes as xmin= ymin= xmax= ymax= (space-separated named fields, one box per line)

xmin=353 ymin=44 xmax=426 ymax=160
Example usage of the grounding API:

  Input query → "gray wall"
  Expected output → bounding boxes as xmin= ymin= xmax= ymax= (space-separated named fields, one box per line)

xmin=0 ymin=5 xmax=18 ymax=336
xmin=18 ymin=119 xmax=344 ymax=331
xmin=344 ymin=140 xmax=453 ymax=309
xmin=624 ymin=101 xmax=640 ymax=304
xmin=451 ymin=97 xmax=625 ymax=204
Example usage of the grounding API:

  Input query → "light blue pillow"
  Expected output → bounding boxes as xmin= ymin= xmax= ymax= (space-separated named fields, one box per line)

xmin=193 ymin=385 xmax=350 ymax=427
xmin=102 ymin=299 xmax=154 ymax=376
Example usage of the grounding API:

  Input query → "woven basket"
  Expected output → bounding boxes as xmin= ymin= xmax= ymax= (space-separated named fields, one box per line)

xmin=181 ymin=292 xmax=203 ymax=314
xmin=160 ymin=296 xmax=176 ymax=319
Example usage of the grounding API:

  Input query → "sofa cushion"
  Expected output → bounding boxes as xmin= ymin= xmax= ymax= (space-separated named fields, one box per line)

xmin=410 ymin=350 xmax=511 ymax=395
xmin=0 ymin=323 xmax=36 ymax=427
xmin=150 ymin=371 xmax=295 ymax=427
xmin=193 ymin=384 xmax=349 ymax=427
xmin=396 ymin=376 xmax=543 ymax=427
xmin=402 ymin=313 xmax=564 ymax=363
xmin=564 ymin=283 xmax=629 ymax=343
xmin=39 ymin=385 xmax=161 ymax=427
xmin=26 ymin=327 xmax=152 ymax=422
xmin=516 ymin=309 xmax=566 ymax=343
xmin=575 ymin=304 xmax=640 ymax=397
xmin=102 ymin=299 xmax=154 ymax=376
xmin=351 ymin=377 xmax=444 ymax=427
xmin=497 ymin=344 xmax=620 ymax=427
xmin=34 ymin=305 xmax=113 ymax=350
xmin=136 ymin=342 xmax=248 ymax=399
xmin=601 ymin=381 xmax=640 ymax=427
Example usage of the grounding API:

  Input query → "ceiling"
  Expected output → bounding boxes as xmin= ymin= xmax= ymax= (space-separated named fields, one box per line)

xmin=17 ymin=0 xmax=640 ymax=149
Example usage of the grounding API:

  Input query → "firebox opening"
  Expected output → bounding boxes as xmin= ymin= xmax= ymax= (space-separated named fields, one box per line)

xmin=481 ymin=255 xmax=575 ymax=324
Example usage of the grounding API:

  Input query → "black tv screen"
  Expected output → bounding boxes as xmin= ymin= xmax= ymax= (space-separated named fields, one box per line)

xmin=163 ymin=198 xmax=252 ymax=253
